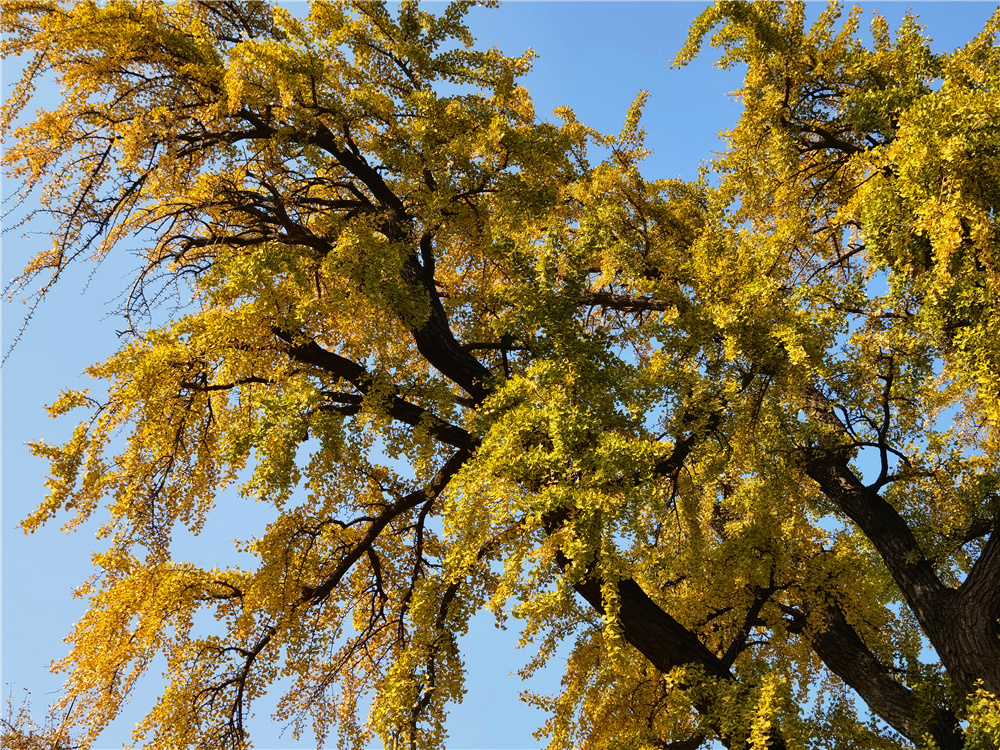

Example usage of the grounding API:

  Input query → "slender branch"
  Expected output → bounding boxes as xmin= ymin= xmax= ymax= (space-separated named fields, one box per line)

xmin=720 ymin=582 xmax=778 ymax=668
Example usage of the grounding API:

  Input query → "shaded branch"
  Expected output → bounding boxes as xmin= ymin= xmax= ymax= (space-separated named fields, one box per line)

xmin=578 ymin=291 xmax=682 ymax=314
xmin=784 ymin=602 xmax=963 ymax=750
xmin=276 ymin=330 xmax=478 ymax=452
xmin=803 ymin=387 xmax=951 ymax=628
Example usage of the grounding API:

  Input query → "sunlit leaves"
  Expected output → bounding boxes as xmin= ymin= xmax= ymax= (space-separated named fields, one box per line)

xmin=7 ymin=1 xmax=1000 ymax=748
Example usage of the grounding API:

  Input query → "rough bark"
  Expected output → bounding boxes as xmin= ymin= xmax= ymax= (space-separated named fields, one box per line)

xmin=956 ymin=508 xmax=1000 ymax=696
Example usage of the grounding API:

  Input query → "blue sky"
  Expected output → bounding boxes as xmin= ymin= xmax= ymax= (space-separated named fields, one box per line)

xmin=2 ymin=3 xmax=998 ymax=749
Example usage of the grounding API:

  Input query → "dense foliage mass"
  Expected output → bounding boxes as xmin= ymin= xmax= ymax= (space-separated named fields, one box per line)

xmin=4 ymin=1 xmax=1000 ymax=748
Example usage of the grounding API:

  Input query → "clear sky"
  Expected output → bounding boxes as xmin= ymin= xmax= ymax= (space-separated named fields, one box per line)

xmin=2 ymin=3 xmax=998 ymax=749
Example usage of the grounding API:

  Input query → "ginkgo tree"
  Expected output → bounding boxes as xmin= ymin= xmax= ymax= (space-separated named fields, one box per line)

xmin=4 ymin=1 xmax=1000 ymax=748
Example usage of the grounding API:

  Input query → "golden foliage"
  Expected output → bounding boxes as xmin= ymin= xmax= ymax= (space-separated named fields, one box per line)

xmin=4 ymin=2 xmax=1000 ymax=749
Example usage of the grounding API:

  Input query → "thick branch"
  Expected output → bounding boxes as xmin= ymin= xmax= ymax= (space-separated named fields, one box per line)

xmin=654 ymin=413 xmax=721 ymax=478
xmin=579 ymin=291 xmax=681 ymax=314
xmin=954 ymin=516 xmax=994 ymax=546
xmin=572 ymin=573 xmax=732 ymax=681
xmin=276 ymin=331 xmax=478 ymax=452
xmin=399 ymin=251 xmax=495 ymax=404
xmin=303 ymin=125 xmax=495 ymax=401
xmin=720 ymin=583 xmax=777 ymax=668
xmin=803 ymin=389 xmax=951 ymax=629
xmin=804 ymin=454 xmax=949 ymax=623
xmin=786 ymin=602 xmax=963 ymax=750
xmin=545 ymin=496 xmax=785 ymax=749
xmin=800 ymin=389 xmax=1000 ymax=698
xmin=563 ymin=560 xmax=789 ymax=750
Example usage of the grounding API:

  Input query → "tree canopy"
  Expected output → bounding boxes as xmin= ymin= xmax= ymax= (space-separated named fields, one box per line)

xmin=4 ymin=1 xmax=1000 ymax=748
